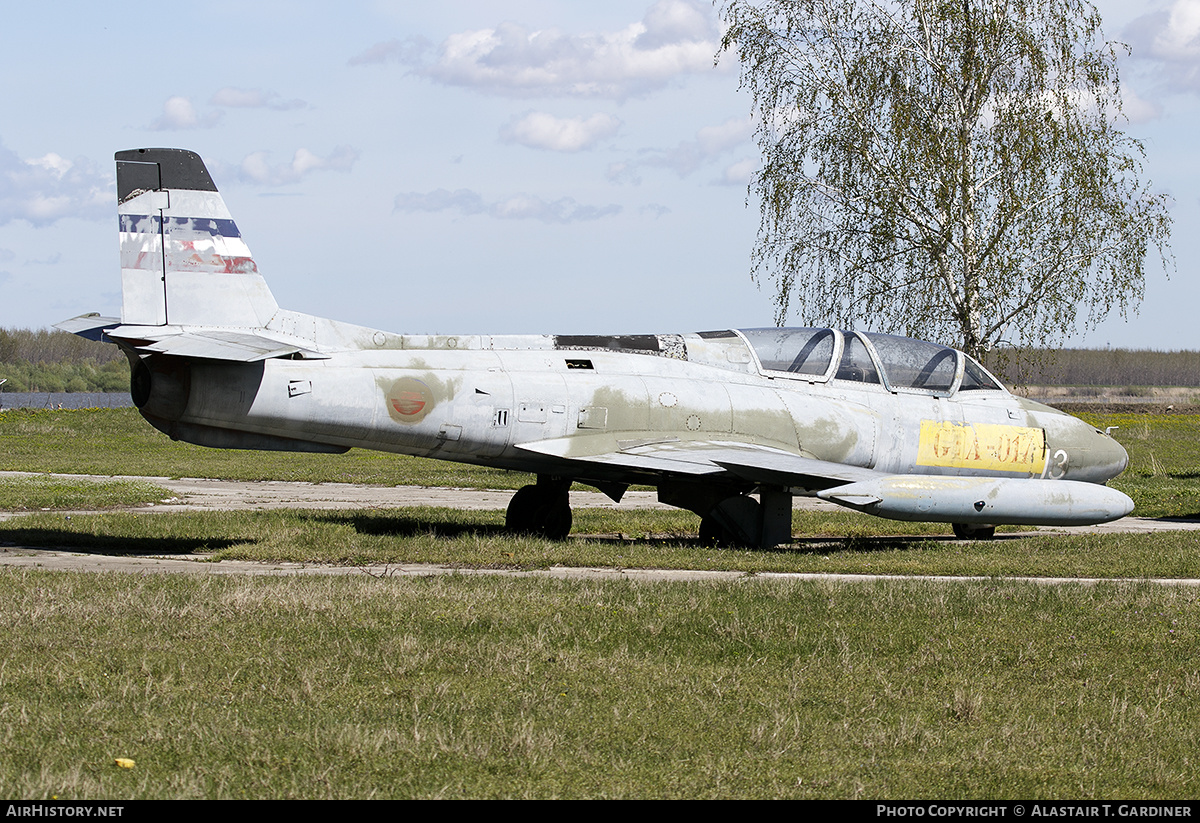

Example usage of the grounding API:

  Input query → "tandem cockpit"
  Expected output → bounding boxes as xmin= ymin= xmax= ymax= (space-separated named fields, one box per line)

xmin=690 ymin=328 xmax=1005 ymax=397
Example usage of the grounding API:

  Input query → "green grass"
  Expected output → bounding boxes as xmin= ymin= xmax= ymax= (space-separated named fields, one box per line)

xmin=1075 ymin=411 xmax=1200 ymax=517
xmin=0 ymin=476 xmax=173 ymax=511
xmin=2 ymin=507 xmax=1197 ymax=579
xmin=1 ymin=569 xmax=1197 ymax=799
xmin=1078 ymin=412 xmax=1200 ymax=477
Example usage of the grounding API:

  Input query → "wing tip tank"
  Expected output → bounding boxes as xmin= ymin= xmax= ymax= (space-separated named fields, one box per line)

xmin=818 ymin=475 xmax=1134 ymax=527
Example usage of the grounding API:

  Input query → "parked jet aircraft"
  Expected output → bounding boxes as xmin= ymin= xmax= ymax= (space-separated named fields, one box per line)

xmin=59 ymin=148 xmax=1133 ymax=547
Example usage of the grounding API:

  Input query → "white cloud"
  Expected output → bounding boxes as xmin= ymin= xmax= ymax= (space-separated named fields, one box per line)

xmin=150 ymin=96 xmax=222 ymax=130
xmin=1129 ymin=1 xmax=1200 ymax=61
xmin=238 ymin=146 xmax=360 ymax=187
xmin=694 ymin=118 xmax=755 ymax=154
xmin=605 ymin=161 xmax=641 ymax=185
xmin=348 ymin=36 xmax=431 ymax=67
xmin=0 ymin=142 xmax=110 ymax=226
xmin=636 ymin=0 xmax=716 ymax=49
xmin=717 ymin=157 xmax=756 ymax=187
xmin=424 ymin=0 xmax=722 ymax=98
xmin=1119 ymin=85 xmax=1164 ymax=123
xmin=395 ymin=188 xmax=620 ymax=224
xmin=613 ymin=116 xmax=753 ymax=180
xmin=501 ymin=112 xmax=622 ymax=151
xmin=26 ymin=153 xmax=73 ymax=177
xmin=1125 ymin=2 xmax=1200 ymax=93
xmin=394 ymin=189 xmax=485 ymax=215
xmin=210 ymin=87 xmax=307 ymax=111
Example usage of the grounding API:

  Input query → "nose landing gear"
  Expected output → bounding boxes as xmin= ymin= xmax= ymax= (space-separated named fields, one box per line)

xmin=951 ymin=522 xmax=996 ymax=540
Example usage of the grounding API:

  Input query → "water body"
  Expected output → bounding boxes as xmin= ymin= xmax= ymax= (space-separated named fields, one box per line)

xmin=0 ymin=392 xmax=134 ymax=410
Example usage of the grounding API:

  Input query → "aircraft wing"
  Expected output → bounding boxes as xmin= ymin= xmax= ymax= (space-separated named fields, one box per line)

xmin=55 ymin=315 xmax=329 ymax=361
xmin=516 ymin=435 xmax=885 ymax=491
xmin=517 ymin=435 xmax=1133 ymax=526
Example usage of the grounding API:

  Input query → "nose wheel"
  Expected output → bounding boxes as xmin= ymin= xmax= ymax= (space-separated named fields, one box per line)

xmin=506 ymin=480 xmax=573 ymax=540
xmin=952 ymin=523 xmax=996 ymax=540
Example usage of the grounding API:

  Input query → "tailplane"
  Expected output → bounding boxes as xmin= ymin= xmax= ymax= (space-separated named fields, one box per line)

xmin=116 ymin=148 xmax=278 ymax=328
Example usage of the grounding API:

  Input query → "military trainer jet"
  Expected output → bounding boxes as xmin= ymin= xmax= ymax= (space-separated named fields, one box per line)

xmin=59 ymin=148 xmax=1133 ymax=548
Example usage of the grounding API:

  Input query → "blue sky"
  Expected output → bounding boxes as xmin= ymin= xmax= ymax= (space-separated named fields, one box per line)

xmin=0 ymin=1 xmax=1194 ymax=349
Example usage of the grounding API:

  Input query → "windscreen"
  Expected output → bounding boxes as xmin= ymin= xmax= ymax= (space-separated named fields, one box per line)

xmin=960 ymin=356 xmax=1003 ymax=391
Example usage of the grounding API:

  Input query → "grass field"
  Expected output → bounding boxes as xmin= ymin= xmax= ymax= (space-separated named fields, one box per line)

xmin=2 ymin=570 xmax=1197 ymax=799
xmin=1074 ymin=410 xmax=1200 ymax=518
xmin=2 ymin=407 xmax=1200 ymax=798
xmin=0 ymin=475 xmax=173 ymax=512
xmin=5 ymin=507 xmax=1200 ymax=579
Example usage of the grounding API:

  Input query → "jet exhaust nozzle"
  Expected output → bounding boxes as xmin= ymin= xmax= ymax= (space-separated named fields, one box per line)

xmin=130 ymin=355 xmax=191 ymax=422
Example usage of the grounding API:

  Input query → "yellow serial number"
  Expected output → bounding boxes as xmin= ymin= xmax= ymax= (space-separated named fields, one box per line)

xmin=916 ymin=421 xmax=1046 ymax=474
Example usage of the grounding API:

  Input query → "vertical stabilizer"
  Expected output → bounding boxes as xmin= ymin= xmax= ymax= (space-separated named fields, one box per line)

xmin=117 ymin=148 xmax=278 ymax=328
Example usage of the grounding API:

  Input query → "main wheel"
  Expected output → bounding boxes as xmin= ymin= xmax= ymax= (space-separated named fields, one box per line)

xmin=506 ymin=484 xmax=573 ymax=540
xmin=699 ymin=515 xmax=731 ymax=546
xmin=536 ymin=496 xmax=573 ymax=540
xmin=506 ymin=485 xmax=541 ymax=534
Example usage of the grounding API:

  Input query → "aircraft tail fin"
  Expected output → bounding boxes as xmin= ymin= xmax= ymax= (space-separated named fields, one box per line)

xmin=116 ymin=148 xmax=279 ymax=328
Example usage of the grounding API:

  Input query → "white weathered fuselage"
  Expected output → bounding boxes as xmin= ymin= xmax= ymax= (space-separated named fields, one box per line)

xmin=139 ymin=326 xmax=1127 ymax=496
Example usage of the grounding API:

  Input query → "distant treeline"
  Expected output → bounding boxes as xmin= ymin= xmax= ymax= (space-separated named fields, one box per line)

xmin=1 ymin=328 xmax=1198 ymax=391
xmin=986 ymin=348 xmax=1200 ymax=387
xmin=0 ymin=328 xmax=128 ymax=393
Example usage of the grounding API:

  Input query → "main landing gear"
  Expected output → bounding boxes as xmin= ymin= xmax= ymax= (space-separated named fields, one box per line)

xmin=697 ymin=490 xmax=794 ymax=549
xmin=503 ymin=478 xmax=796 ymax=548
xmin=506 ymin=477 xmax=572 ymax=540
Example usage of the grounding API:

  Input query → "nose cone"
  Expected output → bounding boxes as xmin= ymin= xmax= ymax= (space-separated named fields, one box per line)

xmin=1062 ymin=425 xmax=1130 ymax=484
xmin=1017 ymin=398 xmax=1130 ymax=484
xmin=1100 ymin=434 xmax=1130 ymax=481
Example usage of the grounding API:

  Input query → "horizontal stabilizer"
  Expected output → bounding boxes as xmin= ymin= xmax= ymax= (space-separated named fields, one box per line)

xmin=54 ymin=314 xmax=121 ymax=342
xmin=108 ymin=326 xmax=329 ymax=361
xmin=55 ymin=315 xmax=328 ymax=362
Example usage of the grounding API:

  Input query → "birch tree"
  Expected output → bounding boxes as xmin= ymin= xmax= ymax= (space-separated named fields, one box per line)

xmin=720 ymin=0 xmax=1172 ymax=359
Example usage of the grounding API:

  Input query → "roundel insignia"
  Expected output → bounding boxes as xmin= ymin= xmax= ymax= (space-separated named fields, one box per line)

xmin=386 ymin=377 xmax=434 ymax=423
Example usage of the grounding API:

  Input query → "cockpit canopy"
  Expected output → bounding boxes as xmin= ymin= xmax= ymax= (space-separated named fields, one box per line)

xmin=737 ymin=328 xmax=1003 ymax=395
